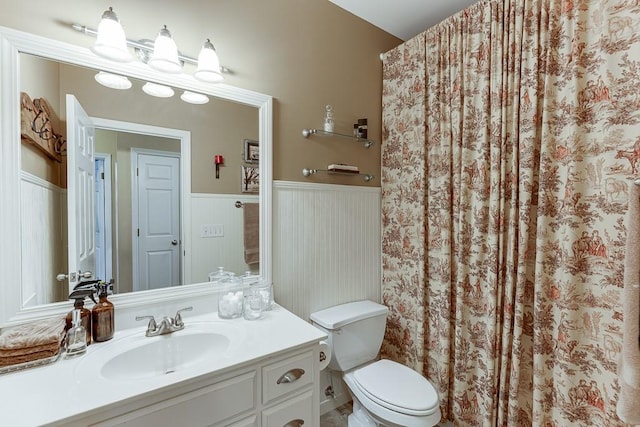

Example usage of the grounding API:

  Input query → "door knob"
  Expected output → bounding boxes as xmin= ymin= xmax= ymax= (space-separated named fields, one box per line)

xmin=56 ymin=271 xmax=92 ymax=282
xmin=171 ymin=240 xmax=178 ymax=245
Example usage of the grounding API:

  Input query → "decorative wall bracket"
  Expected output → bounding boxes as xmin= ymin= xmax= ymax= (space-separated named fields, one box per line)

xmin=20 ymin=92 xmax=66 ymax=162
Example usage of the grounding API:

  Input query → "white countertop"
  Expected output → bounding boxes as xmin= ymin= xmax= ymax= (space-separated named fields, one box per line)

xmin=0 ymin=305 xmax=326 ymax=426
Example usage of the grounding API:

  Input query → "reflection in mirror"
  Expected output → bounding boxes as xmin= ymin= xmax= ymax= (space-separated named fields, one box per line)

xmin=0 ymin=26 xmax=272 ymax=326
xmin=19 ymin=53 xmax=259 ymax=306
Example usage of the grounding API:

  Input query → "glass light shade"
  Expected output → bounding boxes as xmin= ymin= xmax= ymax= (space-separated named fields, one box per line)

xmin=148 ymin=26 xmax=182 ymax=74
xmin=180 ymin=91 xmax=209 ymax=104
xmin=94 ymin=72 xmax=132 ymax=90
xmin=194 ymin=39 xmax=223 ymax=83
xmin=142 ymin=82 xmax=175 ymax=98
xmin=90 ymin=7 xmax=132 ymax=62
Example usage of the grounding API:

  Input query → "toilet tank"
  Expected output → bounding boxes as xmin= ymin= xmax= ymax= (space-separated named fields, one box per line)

xmin=310 ymin=300 xmax=388 ymax=371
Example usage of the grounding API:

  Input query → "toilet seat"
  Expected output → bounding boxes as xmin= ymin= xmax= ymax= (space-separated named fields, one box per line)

xmin=351 ymin=359 xmax=439 ymax=416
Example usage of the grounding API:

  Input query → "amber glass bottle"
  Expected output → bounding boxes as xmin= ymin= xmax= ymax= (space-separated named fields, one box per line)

xmin=92 ymin=282 xmax=114 ymax=342
xmin=65 ymin=298 xmax=92 ymax=345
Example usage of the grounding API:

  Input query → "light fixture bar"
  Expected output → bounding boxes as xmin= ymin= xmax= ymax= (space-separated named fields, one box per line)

xmin=72 ymin=23 xmax=208 ymax=67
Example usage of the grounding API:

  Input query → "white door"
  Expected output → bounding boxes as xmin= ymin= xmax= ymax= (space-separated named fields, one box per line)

xmin=65 ymin=94 xmax=96 ymax=292
xmin=94 ymin=154 xmax=113 ymax=283
xmin=133 ymin=152 xmax=181 ymax=291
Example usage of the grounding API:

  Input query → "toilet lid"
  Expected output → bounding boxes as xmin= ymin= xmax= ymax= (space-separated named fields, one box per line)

xmin=352 ymin=359 xmax=439 ymax=416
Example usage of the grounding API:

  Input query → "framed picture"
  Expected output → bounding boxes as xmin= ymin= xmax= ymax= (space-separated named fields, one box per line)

xmin=243 ymin=139 xmax=259 ymax=163
xmin=242 ymin=165 xmax=259 ymax=193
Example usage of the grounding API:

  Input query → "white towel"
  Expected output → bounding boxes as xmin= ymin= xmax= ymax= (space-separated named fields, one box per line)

xmin=617 ymin=182 xmax=640 ymax=425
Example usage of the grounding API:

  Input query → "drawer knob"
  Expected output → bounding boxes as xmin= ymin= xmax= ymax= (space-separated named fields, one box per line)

xmin=283 ymin=419 xmax=304 ymax=427
xmin=277 ymin=368 xmax=305 ymax=384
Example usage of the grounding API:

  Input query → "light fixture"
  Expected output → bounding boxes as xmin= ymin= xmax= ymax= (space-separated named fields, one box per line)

xmin=180 ymin=91 xmax=209 ymax=104
xmin=148 ymin=25 xmax=182 ymax=74
xmin=90 ymin=7 xmax=132 ymax=62
xmin=142 ymin=82 xmax=175 ymax=98
xmin=194 ymin=39 xmax=223 ymax=83
xmin=73 ymin=10 xmax=228 ymax=85
xmin=94 ymin=72 xmax=132 ymax=90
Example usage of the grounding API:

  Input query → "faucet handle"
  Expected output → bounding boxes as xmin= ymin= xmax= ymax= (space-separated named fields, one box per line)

xmin=136 ymin=315 xmax=158 ymax=335
xmin=174 ymin=306 xmax=193 ymax=327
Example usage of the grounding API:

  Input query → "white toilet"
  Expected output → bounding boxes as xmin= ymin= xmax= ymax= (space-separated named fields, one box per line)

xmin=310 ymin=300 xmax=441 ymax=427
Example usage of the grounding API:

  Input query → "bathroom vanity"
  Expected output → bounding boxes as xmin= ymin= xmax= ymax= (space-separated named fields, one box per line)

xmin=0 ymin=305 xmax=326 ymax=426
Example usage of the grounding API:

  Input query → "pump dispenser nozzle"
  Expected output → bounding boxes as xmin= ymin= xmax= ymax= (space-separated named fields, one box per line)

xmin=72 ymin=279 xmax=101 ymax=304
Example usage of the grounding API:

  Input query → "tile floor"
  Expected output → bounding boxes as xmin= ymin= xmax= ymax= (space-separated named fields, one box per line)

xmin=320 ymin=402 xmax=352 ymax=426
xmin=319 ymin=401 xmax=453 ymax=426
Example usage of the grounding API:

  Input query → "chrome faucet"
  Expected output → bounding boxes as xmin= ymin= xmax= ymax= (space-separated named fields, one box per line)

xmin=136 ymin=306 xmax=193 ymax=337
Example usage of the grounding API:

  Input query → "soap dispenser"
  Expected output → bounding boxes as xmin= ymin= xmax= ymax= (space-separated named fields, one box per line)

xmin=92 ymin=281 xmax=115 ymax=342
xmin=65 ymin=309 xmax=87 ymax=358
xmin=65 ymin=288 xmax=93 ymax=345
xmin=323 ymin=105 xmax=334 ymax=133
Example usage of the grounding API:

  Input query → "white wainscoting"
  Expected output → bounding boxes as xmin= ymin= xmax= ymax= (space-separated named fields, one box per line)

xmin=273 ymin=180 xmax=381 ymax=414
xmin=190 ymin=193 xmax=259 ymax=283
xmin=20 ymin=172 xmax=67 ymax=307
xmin=273 ymin=181 xmax=382 ymax=321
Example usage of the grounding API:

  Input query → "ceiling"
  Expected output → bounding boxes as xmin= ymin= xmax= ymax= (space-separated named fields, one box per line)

xmin=329 ymin=0 xmax=480 ymax=41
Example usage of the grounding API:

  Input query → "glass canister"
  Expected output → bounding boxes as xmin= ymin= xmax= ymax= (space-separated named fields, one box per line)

xmin=240 ymin=271 xmax=260 ymax=285
xmin=242 ymin=286 xmax=264 ymax=320
xmin=209 ymin=266 xmax=231 ymax=283
xmin=247 ymin=281 xmax=273 ymax=311
xmin=213 ymin=269 xmax=244 ymax=319
xmin=218 ymin=289 xmax=244 ymax=319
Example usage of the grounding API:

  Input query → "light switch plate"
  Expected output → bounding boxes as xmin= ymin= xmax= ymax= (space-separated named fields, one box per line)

xmin=200 ymin=224 xmax=224 ymax=238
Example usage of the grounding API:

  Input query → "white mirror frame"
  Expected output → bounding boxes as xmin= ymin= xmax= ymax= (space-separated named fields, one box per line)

xmin=0 ymin=26 xmax=273 ymax=326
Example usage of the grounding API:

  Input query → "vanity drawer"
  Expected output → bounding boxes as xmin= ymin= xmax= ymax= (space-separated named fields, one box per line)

xmin=262 ymin=389 xmax=313 ymax=427
xmin=262 ymin=351 xmax=314 ymax=404
xmin=94 ymin=370 xmax=256 ymax=427
xmin=227 ymin=414 xmax=258 ymax=427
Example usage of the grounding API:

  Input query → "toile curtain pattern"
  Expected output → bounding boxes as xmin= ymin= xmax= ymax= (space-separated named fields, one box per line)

xmin=381 ymin=0 xmax=640 ymax=425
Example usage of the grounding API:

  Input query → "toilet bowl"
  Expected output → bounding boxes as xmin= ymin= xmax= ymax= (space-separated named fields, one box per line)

xmin=310 ymin=300 xmax=441 ymax=427
xmin=344 ymin=359 xmax=440 ymax=427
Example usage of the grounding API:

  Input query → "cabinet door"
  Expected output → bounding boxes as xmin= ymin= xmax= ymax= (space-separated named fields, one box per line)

xmin=94 ymin=371 xmax=256 ymax=427
xmin=262 ymin=389 xmax=313 ymax=427
xmin=262 ymin=351 xmax=314 ymax=404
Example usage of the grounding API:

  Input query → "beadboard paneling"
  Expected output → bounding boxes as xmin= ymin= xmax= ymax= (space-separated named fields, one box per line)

xmin=190 ymin=193 xmax=259 ymax=283
xmin=273 ymin=181 xmax=381 ymax=320
xmin=20 ymin=172 xmax=66 ymax=306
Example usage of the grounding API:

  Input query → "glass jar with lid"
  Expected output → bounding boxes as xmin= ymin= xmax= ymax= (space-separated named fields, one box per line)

xmin=211 ymin=268 xmax=244 ymax=319
xmin=209 ymin=266 xmax=233 ymax=283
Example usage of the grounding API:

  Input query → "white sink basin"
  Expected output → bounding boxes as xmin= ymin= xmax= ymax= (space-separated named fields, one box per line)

xmin=101 ymin=331 xmax=229 ymax=381
xmin=76 ymin=321 xmax=242 ymax=382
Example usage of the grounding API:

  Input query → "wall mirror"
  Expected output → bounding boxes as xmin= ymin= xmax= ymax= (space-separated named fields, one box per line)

xmin=0 ymin=26 xmax=273 ymax=325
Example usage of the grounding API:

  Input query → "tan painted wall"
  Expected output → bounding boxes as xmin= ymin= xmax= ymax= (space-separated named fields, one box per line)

xmin=22 ymin=54 xmax=258 ymax=194
xmin=1 ymin=0 xmax=401 ymax=186
xmin=57 ymin=62 xmax=258 ymax=194
xmin=20 ymin=54 xmax=65 ymax=187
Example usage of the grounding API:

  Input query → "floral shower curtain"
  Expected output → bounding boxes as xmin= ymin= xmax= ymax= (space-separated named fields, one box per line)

xmin=381 ymin=0 xmax=640 ymax=425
